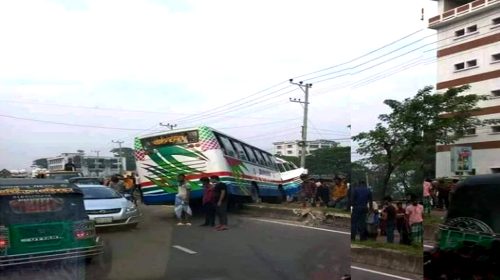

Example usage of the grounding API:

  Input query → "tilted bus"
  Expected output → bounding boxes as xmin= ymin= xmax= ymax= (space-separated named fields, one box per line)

xmin=134 ymin=126 xmax=304 ymax=205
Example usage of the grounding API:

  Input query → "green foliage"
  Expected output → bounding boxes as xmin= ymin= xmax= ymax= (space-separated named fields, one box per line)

xmin=352 ymin=85 xmax=499 ymax=196
xmin=306 ymin=146 xmax=351 ymax=176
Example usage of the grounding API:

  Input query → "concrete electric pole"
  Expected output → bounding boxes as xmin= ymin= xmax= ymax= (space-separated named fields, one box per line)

xmin=159 ymin=123 xmax=177 ymax=130
xmin=111 ymin=140 xmax=124 ymax=174
xmin=289 ymin=79 xmax=312 ymax=169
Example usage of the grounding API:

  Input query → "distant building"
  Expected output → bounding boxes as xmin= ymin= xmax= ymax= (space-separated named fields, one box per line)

xmin=43 ymin=152 xmax=126 ymax=177
xmin=0 ymin=169 xmax=11 ymax=178
xmin=272 ymin=139 xmax=338 ymax=157
xmin=9 ymin=169 xmax=29 ymax=178
xmin=429 ymin=0 xmax=500 ymax=177
xmin=32 ymin=158 xmax=49 ymax=169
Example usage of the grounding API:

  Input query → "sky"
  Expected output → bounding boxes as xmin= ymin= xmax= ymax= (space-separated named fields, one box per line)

xmin=0 ymin=0 xmax=438 ymax=169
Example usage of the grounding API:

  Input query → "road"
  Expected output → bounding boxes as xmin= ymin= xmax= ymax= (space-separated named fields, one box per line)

xmin=1 ymin=204 xmax=351 ymax=280
xmin=351 ymin=264 xmax=423 ymax=280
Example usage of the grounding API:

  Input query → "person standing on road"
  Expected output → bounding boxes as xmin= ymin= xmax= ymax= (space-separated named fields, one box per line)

xmin=382 ymin=196 xmax=397 ymax=243
xmin=175 ymin=174 xmax=192 ymax=226
xmin=64 ymin=158 xmax=76 ymax=171
xmin=406 ymin=196 xmax=424 ymax=245
xmin=200 ymin=177 xmax=216 ymax=227
xmin=299 ymin=174 xmax=316 ymax=208
xmin=396 ymin=202 xmax=411 ymax=245
xmin=423 ymin=178 xmax=433 ymax=215
xmin=211 ymin=176 xmax=228 ymax=231
xmin=108 ymin=175 xmax=125 ymax=194
xmin=350 ymin=181 xmax=373 ymax=241
xmin=315 ymin=179 xmax=330 ymax=207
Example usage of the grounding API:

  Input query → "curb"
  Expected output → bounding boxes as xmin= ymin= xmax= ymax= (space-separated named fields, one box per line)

xmin=351 ymin=245 xmax=423 ymax=275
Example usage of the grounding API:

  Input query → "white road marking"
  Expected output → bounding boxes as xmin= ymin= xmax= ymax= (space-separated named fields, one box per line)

xmin=172 ymin=245 xmax=197 ymax=255
xmin=424 ymin=244 xmax=434 ymax=248
xmin=351 ymin=266 xmax=416 ymax=280
xmin=248 ymin=218 xmax=350 ymax=235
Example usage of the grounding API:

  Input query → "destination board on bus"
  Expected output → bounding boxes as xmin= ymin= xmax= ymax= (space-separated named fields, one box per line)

xmin=142 ymin=131 xmax=199 ymax=149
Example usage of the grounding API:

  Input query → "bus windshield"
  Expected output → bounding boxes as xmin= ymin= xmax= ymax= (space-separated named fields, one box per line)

xmin=141 ymin=130 xmax=199 ymax=150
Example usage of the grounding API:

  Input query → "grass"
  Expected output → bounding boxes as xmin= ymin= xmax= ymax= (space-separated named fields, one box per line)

xmin=352 ymin=240 xmax=423 ymax=256
xmin=425 ymin=214 xmax=444 ymax=227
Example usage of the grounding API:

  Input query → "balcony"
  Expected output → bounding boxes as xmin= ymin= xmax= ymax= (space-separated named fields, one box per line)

xmin=429 ymin=0 xmax=500 ymax=28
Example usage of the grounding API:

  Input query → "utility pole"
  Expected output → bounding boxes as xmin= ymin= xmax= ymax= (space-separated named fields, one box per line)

xmin=111 ymin=140 xmax=124 ymax=174
xmin=289 ymin=79 xmax=312 ymax=169
xmin=91 ymin=150 xmax=100 ymax=177
xmin=159 ymin=122 xmax=177 ymax=130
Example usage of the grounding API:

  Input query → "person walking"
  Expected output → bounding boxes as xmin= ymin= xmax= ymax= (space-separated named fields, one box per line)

xmin=299 ymin=174 xmax=316 ymax=208
xmin=200 ymin=177 xmax=216 ymax=227
xmin=211 ymin=176 xmax=228 ymax=231
xmin=315 ymin=179 xmax=330 ymax=207
xmin=423 ymin=178 xmax=433 ymax=215
xmin=350 ymin=181 xmax=373 ymax=241
xmin=108 ymin=175 xmax=125 ymax=194
xmin=175 ymin=174 xmax=192 ymax=226
xmin=406 ymin=196 xmax=424 ymax=245
xmin=383 ymin=196 xmax=397 ymax=243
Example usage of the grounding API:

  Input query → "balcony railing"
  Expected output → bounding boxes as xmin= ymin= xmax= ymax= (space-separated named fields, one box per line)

xmin=429 ymin=0 xmax=500 ymax=27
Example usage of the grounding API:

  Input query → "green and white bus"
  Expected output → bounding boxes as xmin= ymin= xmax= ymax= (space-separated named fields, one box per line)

xmin=134 ymin=126 xmax=304 ymax=205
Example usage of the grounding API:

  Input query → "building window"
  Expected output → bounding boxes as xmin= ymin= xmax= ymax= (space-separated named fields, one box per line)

xmin=492 ymin=53 xmax=500 ymax=63
xmin=466 ymin=25 xmax=477 ymax=33
xmin=491 ymin=168 xmax=500 ymax=174
xmin=287 ymin=151 xmax=292 ymax=155
xmin=454 ymin=62 xmax=465 ymax=71
xmin=455 ymin=29 xmax=465 ymax=37
xmin=492 ymin=126 xmax=500 ymax=133
xmin=493 ymin=17 xmax=500 ymax=27
xmin=465 ymin=128 xmax=476 ymax=135
xmin=276 ymin=145 xmax=282 ymax=149
xmin=309 ymin=144 xmax=319 ymax=149
xmin=466 ymin=59 xmax=477 ymax=68
xmin=287 ymin=145 xmax=293 ymax=148
xmin=491 ymin=90 xmax=500 ymax=98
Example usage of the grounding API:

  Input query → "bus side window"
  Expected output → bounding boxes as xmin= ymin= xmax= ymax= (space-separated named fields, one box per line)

xmin=263 ymin=153 xmax=276 ymax=169
xmin=277 ymin=163 xmax=286 ymax=172
xmin=231 ymin=140 xmax=248 ymax=161
xmin=243 ymin=145 xmax=257 ymax=163
xmin=217 ymin=135 xmax=237 ymax=158
xmin=253 ymin=150 xmax=267 ymax=166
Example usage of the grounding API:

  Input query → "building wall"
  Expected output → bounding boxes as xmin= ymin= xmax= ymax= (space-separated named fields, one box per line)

xmin=432 ymin=1 xmax=500 ymax=178
xmin=436 ymin=148 xmax=500 ymax=177
xmin=273 ymin=140 xmax=336 ymax=157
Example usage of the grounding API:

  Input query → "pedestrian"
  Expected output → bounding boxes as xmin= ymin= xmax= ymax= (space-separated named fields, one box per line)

xmin=123 ymin=175 xmax=136 ymax=204
xmin=211 ymin=176 xmax=228 ymax=231
xmin=174 ymin=174 xmax=192 ymax=226
xmin=406 ymin=195 xmax=424 ymax=245
xmin=315 ymin=179 xmax=330 ymax=207
xmin=133 ymin=172 xmax=144 ymax=203
xmin=397 ymin=201 xmax=412 ymax=245
xmin=200 ymin=177 xmax=216 ymax=227
xmin=378 ymin=204 xmax=387 ymax=237
xmin=366 ymin=208 xmax=379 ymax=241
xmin=330 ymin=176 xmax=348 ymax=209
xmin=64 ymin=158 xmax=76 ymax=171
xmin=300 ymin=174 xmax=316 ymax=208
xmin=382 ymin=196 xmax=397 ymax=243
xmin=437 ymin=179 xmax=450 ymax=210
xmin=350 ymin=180 xmax=373 ymax=241
xmin=108 ymin=175 xmax=125 ymax=194
xmin=423 ymin=178 xmax=433 ymax=215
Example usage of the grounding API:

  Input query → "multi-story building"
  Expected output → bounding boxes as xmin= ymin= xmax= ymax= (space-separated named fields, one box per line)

xmin=429 ymin=0 xmax=500 ymax=177
xmin=44 ymin=153 xmax=126 ymax=177
xmin=272 ymin=139 xmax=338 ymax=157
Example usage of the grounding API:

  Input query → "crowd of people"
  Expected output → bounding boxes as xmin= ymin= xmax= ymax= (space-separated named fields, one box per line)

xmin=423 ymin=177 xmax=459 ymax=215
xmin=297 ymin=174 xmax=349 ymax=209
xmin=349 ymin=181 xmax=424 ymax=246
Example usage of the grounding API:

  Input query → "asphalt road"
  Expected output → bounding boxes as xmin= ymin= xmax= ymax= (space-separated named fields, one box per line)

xmin=1 ymin=204 xmax=352 ymax=280
xmin=351 ymin=263 xmax=423 ymax=280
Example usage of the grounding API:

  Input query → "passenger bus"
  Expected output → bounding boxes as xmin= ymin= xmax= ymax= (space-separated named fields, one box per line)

xmin=134 ymin=126 xmax=305 ymax=205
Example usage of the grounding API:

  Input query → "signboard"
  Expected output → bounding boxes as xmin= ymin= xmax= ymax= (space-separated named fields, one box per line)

xmin=142 ymin=131 xmax=199 ymax=150
xmin=451 ymin=146 xmax=473 ymax=172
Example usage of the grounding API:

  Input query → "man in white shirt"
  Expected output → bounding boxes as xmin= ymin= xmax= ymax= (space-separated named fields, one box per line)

xmin=175 ymin=174 xmax=192 ymax=226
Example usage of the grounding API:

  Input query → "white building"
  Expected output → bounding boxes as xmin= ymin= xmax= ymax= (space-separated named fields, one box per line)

xmin=429 ymin=0 xmax=500 ymax=177
xmin=45 ymin=153 xmax=125 ymax=177
xmin=272 ymin=139 xmax=337 ymax=157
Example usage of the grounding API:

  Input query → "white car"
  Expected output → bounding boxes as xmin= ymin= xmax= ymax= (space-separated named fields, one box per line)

xmin=78 ymin=184 xmax=141 ymax=228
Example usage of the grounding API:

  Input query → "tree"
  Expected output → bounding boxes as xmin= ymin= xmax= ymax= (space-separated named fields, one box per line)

xmin=352 ymin=85 xmax=499 ymax=196
xmin=305 ymin=146 xmax=351 ymax=176
xmin=110 ymin=147 xmax=136 ymax=171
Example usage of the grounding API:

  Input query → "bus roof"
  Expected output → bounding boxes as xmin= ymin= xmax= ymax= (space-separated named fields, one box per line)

xmin=137 ymin=126 xmax=276 ymax=157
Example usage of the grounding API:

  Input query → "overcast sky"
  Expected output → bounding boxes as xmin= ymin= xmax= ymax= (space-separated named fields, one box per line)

xmin=0 ymin=0 xmax=438 ymax=169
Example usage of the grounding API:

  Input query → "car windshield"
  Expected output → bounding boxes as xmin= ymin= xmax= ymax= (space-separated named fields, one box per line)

xmin=80 ymin=187 xmax=122 ymax=200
